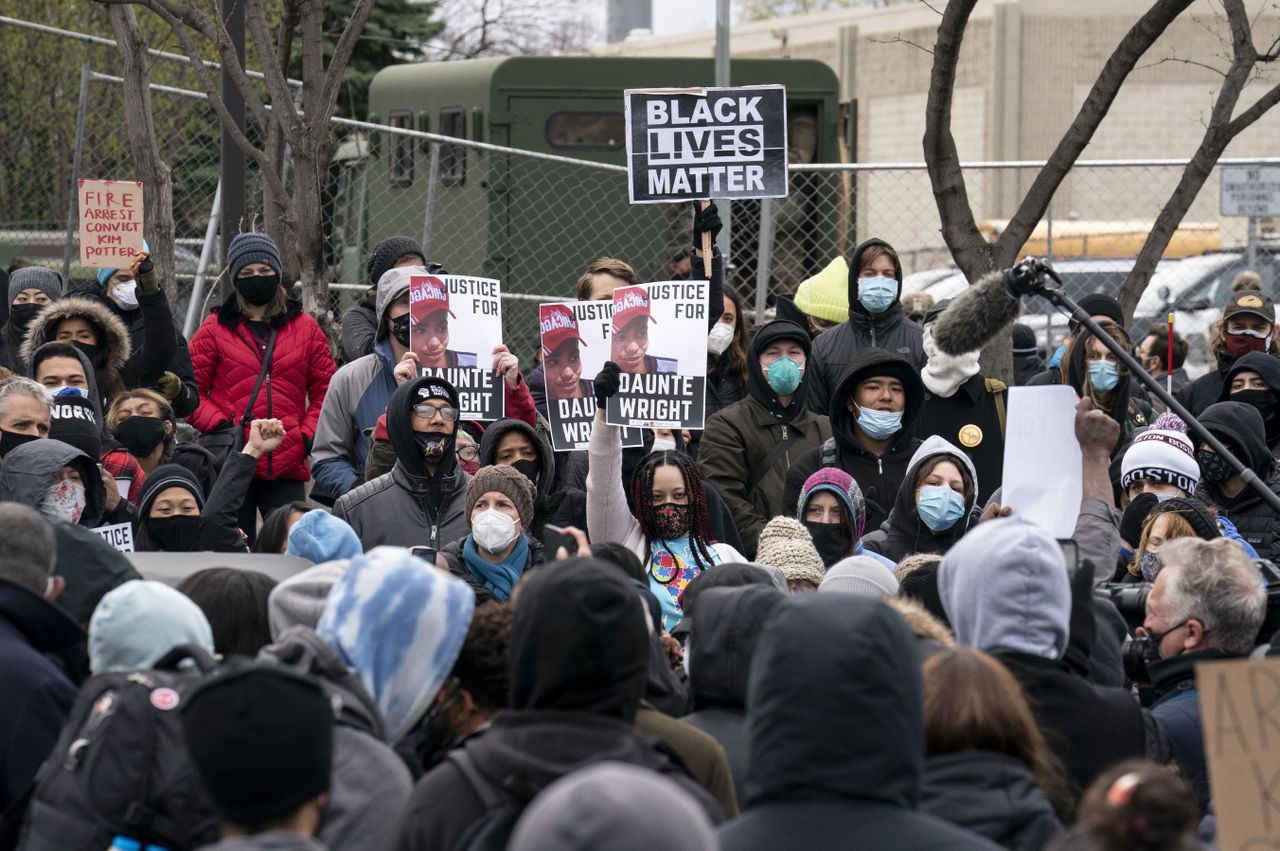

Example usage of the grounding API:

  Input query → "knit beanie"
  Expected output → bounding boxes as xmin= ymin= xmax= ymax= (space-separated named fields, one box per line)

xmin=819 ymin=555 xmax=899 ymax=599
xmin=465 ymin=464 xmax=537 ymax=531
xmin=366 ymin=236 xmax=426 ymax=287
xmin=9 ymin=267 xmax=62 ymax=305
xmin=797 ymin=467 xmax=866 ymax=539
xmin=1120 ymin=412 xmax=1200 ymax=494
xmin=89 ymin=579 xmax=215 ymax=674
xmin=226 ymin=232 xmax=283 ymax=281
xmin=48 ymin=390 xmax=102 ymax=459
xmin=181 ymin=665 xmax=333 ymax=825
xmin=267 ymin=560 xmax=348 ymax=638
xmin=138 ymin=464 xmax=205 ymax=517
xmin=1011 ymin=323 xmax=1038 ymax=354
xmin=897 ymin=561 xmax=949 ymax=626
xmin=1072 ymin=293 xmax=1125 ymax=330
xmin=285 ymin=509 xmax=362 ymax=564
xmin=1150 ymin=497 xmax=1221 ymax=542
xmin=755 ymin=517 xmax=826 ymax=587
xmin=794 ymin=256 xmax=849 ymax=324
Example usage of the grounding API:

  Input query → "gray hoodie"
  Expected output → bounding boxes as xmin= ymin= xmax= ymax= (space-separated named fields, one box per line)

xmin=0 ymin=438 xmax=106 ymax=527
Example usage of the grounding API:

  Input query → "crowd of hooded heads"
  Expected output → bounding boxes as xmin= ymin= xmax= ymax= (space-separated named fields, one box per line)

xmin=0 ymin=214 xmax=1276 ymax=851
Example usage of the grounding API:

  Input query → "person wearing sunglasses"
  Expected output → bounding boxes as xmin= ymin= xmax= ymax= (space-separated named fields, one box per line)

xmin=333 ymin=376 xmax=473 ymax=551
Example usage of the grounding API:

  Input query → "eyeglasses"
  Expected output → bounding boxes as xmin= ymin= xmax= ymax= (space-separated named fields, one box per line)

xmin=457 ymin=445 xmax=479 ymax=462
xmin=412 ymin=403 xmax=459 ymax=422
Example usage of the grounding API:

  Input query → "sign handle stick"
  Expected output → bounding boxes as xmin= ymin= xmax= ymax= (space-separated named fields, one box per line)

xmin=700 ymin=200 xmax=713 ymax=278
xmin=1167 ymin=312 xmax=1174 ymax=396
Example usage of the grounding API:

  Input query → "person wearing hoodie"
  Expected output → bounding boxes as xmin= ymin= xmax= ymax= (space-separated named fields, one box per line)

xmin=344 ymin=236 xmax=429 ymax=361
xmin=1219 ymin=348 xmax=1280 ymax=455
xmin=806 ymin=239 xmax=925 ymax=416
xmin=938 ymin=515 xmax=1162 ymax=802
xmin=438 ymin=465 xmax=544 ymax=605
xmin=1026 ymin=294 xmax=1128 ymax=388
xmin=133 ymin=418 xmax=285 ymax=552
xmin=2 ymin=268 xmax=64 ymax=374
xmin=862 ymin=436 xmax=979 ymax=563
xmin=680 ymin=584 xmax=786 ymax=800
xmin=333 ymin=376 xmax=473 ymax=552
xmin=718 ymin=593 xmax=1000 ymax=850
xmin=699 ymin=319 xmax=832 ymax=557
xmin=783 ymin=348 xmax=924 ymax=533
xmin=476 ymin=417 xmax=587 ymax=539
xmin=794 ymin=467 xmax=895 ymax=570
xmin=0 ymin=437 xmax=106 ymax=528
xmin=393 ymin=559 xmax=721 ymax=851
xmin=20 ymin=292 xmax=144 ymax=413
xmin=43 ymin=379 xmax=140 ymax=526
xmin=1011 ymin=323 xmax=1044 ymax=387
xmin=1195 ymin=400 xmax=1280 ymax=561
xmin=80 ymin=248 xmax=199 ymax=416
xmin=1178 ymin=288 xmax=1279 ymax=417
xmin=1063 ymin=320 xmax=1152 ymax=438
xmin=87 ymin=579 xmax=215 ymax=673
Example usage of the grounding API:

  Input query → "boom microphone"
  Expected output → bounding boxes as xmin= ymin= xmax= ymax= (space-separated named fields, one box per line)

xmin=930 ymin=269 xmax=1023 ymax=356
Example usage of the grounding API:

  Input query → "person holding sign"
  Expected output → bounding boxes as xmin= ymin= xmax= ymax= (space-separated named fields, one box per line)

xmin=611 ymin=285 xmax=677 ymax=376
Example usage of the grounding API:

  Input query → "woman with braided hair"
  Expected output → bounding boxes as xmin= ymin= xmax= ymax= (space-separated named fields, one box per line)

xmin=588 ymin=363 xmax=745 ymax=630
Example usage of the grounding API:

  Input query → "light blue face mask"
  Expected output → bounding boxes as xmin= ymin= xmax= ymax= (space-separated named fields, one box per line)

xmin=1154 ymin=491 xmax=1178 ymax=503
xmin=857 ymin=406 xmax=903 ymax=440
xmin=1088 ymin=360 xmax=1120 ymax=393
xmin=765 ymin=355 xmax=803 ymax=396
xmin=1047 ymin=342 xmax=1068 ymax=369
xmin=857 ymin=275 xmax=898 ymax=314
xmin=916 ymin=484 xmax=966 ymax=532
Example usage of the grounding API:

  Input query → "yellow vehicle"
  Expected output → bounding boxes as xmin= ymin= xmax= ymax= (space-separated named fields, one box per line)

xmin=977 ymin=220 xmax=1220 ymax=259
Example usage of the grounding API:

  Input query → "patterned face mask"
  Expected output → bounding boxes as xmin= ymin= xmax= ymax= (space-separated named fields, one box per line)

xmin=652 ymin=502 xmax=690 ymax=540
xmin=41 ymin=478 xmax=86 ymax=525
xmin=1140 ymin=550 xmax=1163 ymax=583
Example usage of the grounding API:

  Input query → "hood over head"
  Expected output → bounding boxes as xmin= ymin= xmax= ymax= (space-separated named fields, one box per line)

xmin=28 ymin=341 xmax=103 ymax=423
xmin=89 ymin=579 xmax=215 ymax=673
xmin=1221 ymin=350 xmax=1280 ymax=396
xmin=745 ymin=319 xmax=813 ymax=420
xmin=373 ymin=264 xmax=415 ymax=342
xmin=285 ymin=509 xmax=362 ymax=564
xmin=882 ymin=435 xmax=979 ymax=549
xmin=846 ymin=238 xmax=904 ymax=321
xmin=0 ymin=437 xmax=106 ymax=527
xmin=267 ymin=560 xmax=349 ymax=638
xmin=52 ymin=522 xmax=142 ymax=625
xmin=509 ymin=557 xmax=648 ymax=720
xmin=745 ymin=593 xmax=922 ymax=808
xmin=1200 ymin=400 xmax=1272 ymax=477
xmin=938 ymin=515 xmax=1071 ymax=660
xmin=1065 ymin=322 xmax=1134 ymax=426
xmin=829 ymin=346 xmax=924 ymax=446
xmin=688 ymin=584 xmax=785 ymax=711
xmin=20 ymin=296 xmax=131 ymax=375
xmin=387 ymin=375 xmax=460 ymax=478
xmin=478 ymin=417 xmax=556 ymax=500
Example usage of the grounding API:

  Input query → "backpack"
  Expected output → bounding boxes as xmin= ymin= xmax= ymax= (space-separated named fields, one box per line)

xmin=447 ymin=749 xmax=529 ymax=851
xmin=18 ymin=645 xmax=221 ymax=851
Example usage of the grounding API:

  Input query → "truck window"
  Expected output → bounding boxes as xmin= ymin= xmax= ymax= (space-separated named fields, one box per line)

xmin=389 ymin=110 xmax=414 ymax=188
xmin=440 ymin=106 xmax=466 ymax=187
xmin=545 ymin=112 xmax=625 ymax=150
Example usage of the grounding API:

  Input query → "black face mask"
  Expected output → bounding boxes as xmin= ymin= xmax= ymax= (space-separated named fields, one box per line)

xmin=391 ymin=314 xmax=411 ymax=348
xmin=1197 ymin=448 xmax=1234 ymax=485
xmin=9 ymin=303 xmax=42 ymax=334
xmin=235 ymin=273 xmax=281 ymax=306
xmin=805 ymin=520 xmax=852 ymax=567
xmin=411 ymin=681 xmax=463 ymax=772
xmin=73 ymin=340 xmax=105 ymax=369
xmin=1233 ymin=388 xmax=1277 ymax=422
xmin=511 ymin=458 xmax=540 ymax=488
xmin=415 ymin=430 xmax=454 ymax=465
xmin=146 ymin=514 xmax=201 ymax=551
xmin=113 ymin=415 xmax=167 ymax=457
xmin=0 ymin=429 xmax=40 ymax=459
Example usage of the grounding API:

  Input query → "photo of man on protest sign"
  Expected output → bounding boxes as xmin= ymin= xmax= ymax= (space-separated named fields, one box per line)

xmin=606 ymin=280 xmax=708 ymax=431
xmin=541 ymin=300 xmax=643 ymax=452
xmin=411 ymin=273 xmax=504 ymax=420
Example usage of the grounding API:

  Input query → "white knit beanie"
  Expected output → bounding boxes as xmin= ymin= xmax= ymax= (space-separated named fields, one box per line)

xmin=819 ymin=556 xmax=900 ymax=599
xmin=755 ymin=517 xmax=826 ymax=587
xmin=1120 ymin=412 xmax=1200 ymax=494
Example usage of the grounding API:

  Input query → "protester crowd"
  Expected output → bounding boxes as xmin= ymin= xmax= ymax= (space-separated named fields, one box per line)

xmin=0 ymin=205 xmax=1276 ymax=851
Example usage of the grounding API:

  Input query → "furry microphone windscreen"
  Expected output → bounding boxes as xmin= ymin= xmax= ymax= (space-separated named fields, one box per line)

xmin=931 ymin=270 xmax=1023 ymax=356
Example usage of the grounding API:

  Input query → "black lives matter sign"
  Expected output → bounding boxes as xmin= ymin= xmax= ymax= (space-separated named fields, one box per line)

xmin=624 ymin=85 xmax=788 ymax=204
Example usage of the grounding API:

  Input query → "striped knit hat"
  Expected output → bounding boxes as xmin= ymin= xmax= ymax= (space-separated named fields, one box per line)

xmin=798 ymin=467 xmax=867 ymax=540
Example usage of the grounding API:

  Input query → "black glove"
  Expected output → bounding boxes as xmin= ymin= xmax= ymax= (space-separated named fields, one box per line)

xmin=138 ymin=255 xmax=154 ymax=276
xmin=1003 ymin=257 xmax=1050 ymax=297
xmin=594 ymin=361 xmax=621 ymax=407
xmin=692 ymin=202 xmax=722 ymax=247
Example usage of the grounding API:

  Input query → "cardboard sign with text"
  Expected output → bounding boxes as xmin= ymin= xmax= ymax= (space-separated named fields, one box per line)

xmin=1197 ymin=656 xmax=1280 ymax=848
xmin=539 ymin=300 xmax=643 ymax=452
xmin=605 ymin=281 xmax=708 ymax=430
xmin=410 ymin=273 xmax=503 ymax=421
xmin=624 ymin=85 xmax=788 ymax=203
xmin=78 ymin=179 xmax=145 ymax=268
xmin=92 ymin=522 xmax=135 ymax=553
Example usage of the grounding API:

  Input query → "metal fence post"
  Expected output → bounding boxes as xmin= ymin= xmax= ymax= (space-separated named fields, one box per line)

xmin=61 ymin=60 xmax=91 ymax=292
xmin=1247 ymin=215 xmax=1258 ymax=271
xmin=185 ymin=179 xmax=222 ymax=338
xmin=421 ymin=142 xmax=441 ymax=258
xmin=754 ymin=197 xmax=775 ymax=324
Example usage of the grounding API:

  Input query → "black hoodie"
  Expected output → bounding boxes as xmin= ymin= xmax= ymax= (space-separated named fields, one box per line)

xmin=719 ymin=594 xmax=999 ymax=850
xmin=1064 ymin=324 xmax=1151 ymax=439
xmin=806 ymin=239 xmax=926 ymax=416
xmin=1198 ymin=400 xmax=1280 ymax=561
xmin=1221 ymin=350 xmax=1280 ymax=452
xmin=476 ymin=417 xmax=586 ymax=539
xmin=783 ymin=347 xmax=924 ymax=532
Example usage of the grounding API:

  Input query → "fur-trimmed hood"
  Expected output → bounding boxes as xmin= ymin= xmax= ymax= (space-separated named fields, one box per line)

xmin=19 ymin=296 xmax=131 ymax=372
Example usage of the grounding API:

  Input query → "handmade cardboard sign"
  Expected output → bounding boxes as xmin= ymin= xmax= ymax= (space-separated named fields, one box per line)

xmin=410 ymin=273 xmax=504 ymax=421
xmin=78 ymin=179 xmax=145 ymax=268
xmin=624 ymin=85 xmax=788 ymax=203
xmin=605 ymin=281 xmax=708 ymax=430
xmin=539 ymin=300 xmax=643 ymax=452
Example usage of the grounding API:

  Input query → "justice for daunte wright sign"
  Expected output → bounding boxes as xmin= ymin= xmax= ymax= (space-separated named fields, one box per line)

xmin=624 ymin=85 xmax=788 ymax=204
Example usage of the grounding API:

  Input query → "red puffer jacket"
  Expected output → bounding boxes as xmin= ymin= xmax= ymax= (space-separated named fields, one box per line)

xmin=188 ymin=296 xmax=336 ymax=481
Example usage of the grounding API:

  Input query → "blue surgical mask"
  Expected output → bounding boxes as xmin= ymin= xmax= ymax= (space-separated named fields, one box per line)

xmin=916 ymin=484 xmax=966 ymax=532
xmin=857 ymin=406 xmax=903 ymax=440
xmin=1154 ymin=491 xmax=1178 ymax=503
xmin=765 ymin=355 xmax=803 ymax=396
xmin=1088 ymin=360 xmax=1120 ymax=392
xmin=857 ymin=275 xmax=897 ymax=314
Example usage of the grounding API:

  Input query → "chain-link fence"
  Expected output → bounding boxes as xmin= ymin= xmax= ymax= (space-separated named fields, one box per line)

xmin=4 ymin=15 xmax=1279 ymax=373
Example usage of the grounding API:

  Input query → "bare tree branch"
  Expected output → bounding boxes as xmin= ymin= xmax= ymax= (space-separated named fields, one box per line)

xmin=244 ymin=0 xmax=303 ymax=135
xmin=868 ymin=34 xmax=933 ymax=54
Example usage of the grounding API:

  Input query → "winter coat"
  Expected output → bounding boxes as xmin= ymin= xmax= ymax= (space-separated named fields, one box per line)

xmin=1148 ymin=367 xmax=1191 ymax=412
xmin=0 ymin=580 xmax=82 ymax=848
xmin=699 ymin=321 xmax=832 ymax=557
xmin=340 ymin=298 xmax=378 ymax=362
xmin=1198 ymin=400 xmax=1280 ymax=561
xmin=863 ymin=436 xmax=979 ymax=563
xmin=20 ymin=297 xmax=133 ymax=412
xmin=706 ymin=364 xmax=747 ymax=420
xmin=1178 ymin=353 xmax=1238 ymax=417
xmin=311 ymin=337 xmax=399 ymax=500
xmin=438 ymin=535 xmax=546 ymax=605
xmin=784 ymin=347 xmax=924 ymax=533
xmin=1148 ymin=649 xmax=1234 ymax=815
xmin=258 ymin=627 xmax=412 ymax=851
xmin=70 ymin=284 xmax=199 ymax=417
xmin=1220 ymin=350 xmax=1280 ymax=453
xmin=916 ymin=374 xmax=1005 ymax=506
xmin=0 ymin=319 xmax=26 ymax=375
xmin=188 ymin=294 xmax=336 ymax=482
xmin=477 ymin=417 xmax=587 ymax=540
xmin=134 ymin=456 xmax=256 ymax=552
xmin=332 ymin=377 xmax=472 ymax=552
xmin=0 ymin=438 xmax=107 ymax=528
xmin=806 ymin=239 xmax=926 ymax=417
xmin=681 ymin=585 xmax=786 ymax=800
xmin=921 ymin=751 xmax=1060 ymax=851
xmin=718 ymin=594 xmax=1000 ymax=851
xmin=635 ymin=701 xmax=739 ymax=817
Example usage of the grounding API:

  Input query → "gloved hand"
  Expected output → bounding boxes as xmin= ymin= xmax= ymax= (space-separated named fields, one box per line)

xmin=155 ymin=371 xmax=182 ymax=400
xmin=1003 ymin=257 xmax=1050 ymax=297
xmin=594 ymin=361 xmax=621 ymax=407
xmin=692 ymin=201 xmax=722 ymax=248
xmin=133 ymin=252 xmax=160 ymax=294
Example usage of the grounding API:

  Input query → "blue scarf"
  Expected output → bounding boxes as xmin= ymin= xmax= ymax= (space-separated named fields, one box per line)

xmin=463 ymin=534 xmax=529 ymax=602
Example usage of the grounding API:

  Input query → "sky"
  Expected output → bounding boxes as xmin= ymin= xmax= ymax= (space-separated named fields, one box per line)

xmin=588 ymin=0 xmax=725 ymax=41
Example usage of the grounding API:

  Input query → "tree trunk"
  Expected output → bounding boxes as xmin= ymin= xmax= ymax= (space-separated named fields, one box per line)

xmin=291 ymin=148 xmax=329 ymax=315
